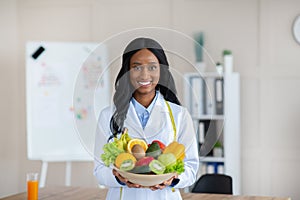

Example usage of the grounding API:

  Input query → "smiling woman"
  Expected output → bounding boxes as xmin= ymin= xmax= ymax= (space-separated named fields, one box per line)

xmin=93 ymin=37 xmax=199 ymax=200
xmin=109 ymin=37 xmax=181 ymax=137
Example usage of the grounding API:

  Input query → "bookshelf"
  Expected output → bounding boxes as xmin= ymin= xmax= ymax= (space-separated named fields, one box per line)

xmin=184 ymin=72 xmax=241 ymax=194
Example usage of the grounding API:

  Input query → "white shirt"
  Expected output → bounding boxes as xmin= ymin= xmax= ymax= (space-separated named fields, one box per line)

xmin=94 ymin=92 xmax=199 ymax=200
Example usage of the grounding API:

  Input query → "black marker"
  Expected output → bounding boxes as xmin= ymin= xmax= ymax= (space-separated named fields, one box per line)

xmin=32 ymin=46 xmax=45 ymax=59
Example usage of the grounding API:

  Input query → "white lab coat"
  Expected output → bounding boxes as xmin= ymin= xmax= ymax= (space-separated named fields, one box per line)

xmin=94 ymin=93 xmax=199 ymax=200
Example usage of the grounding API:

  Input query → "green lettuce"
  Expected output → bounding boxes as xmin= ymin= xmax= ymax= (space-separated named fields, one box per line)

xmin=101 ymin=142 xmax=124 ymax=167
xmin=100 ymin=131 xmax=132 ymax=166
xmin=164 ymin=159 xmax=185 ymax=175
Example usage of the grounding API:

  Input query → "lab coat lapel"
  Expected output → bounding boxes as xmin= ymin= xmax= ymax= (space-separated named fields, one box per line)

xmin=124 ymin=101 xmax=144 ymax=138
xmin=144 ymin=94 xmax=173 ymax=140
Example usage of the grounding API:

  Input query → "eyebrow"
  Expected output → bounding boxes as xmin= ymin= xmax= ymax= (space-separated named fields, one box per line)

xmin=132 ymin=61 xmax=158 ymax=65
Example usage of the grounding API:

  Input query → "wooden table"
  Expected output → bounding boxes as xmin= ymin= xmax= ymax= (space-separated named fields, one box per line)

xmin=2 ymin=186 xmax=291 ymax=200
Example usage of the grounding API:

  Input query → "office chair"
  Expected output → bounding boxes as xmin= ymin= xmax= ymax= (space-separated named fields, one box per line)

xmin=191 ymin=174 xmax=233 ymax=194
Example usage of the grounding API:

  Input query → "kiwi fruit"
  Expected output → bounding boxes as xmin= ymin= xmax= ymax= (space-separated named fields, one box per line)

xmin=158 ymin=153 xmax=176 ymax=167
xmin=131 ymin=144 xmax=146 ymax=160
xmin=115 ymin=152 xmax=136 ymax=168
xmin=120 ymin=159 xmax=135 ymax=171
xmin=149 ymin=160 xmax=166 ymax=174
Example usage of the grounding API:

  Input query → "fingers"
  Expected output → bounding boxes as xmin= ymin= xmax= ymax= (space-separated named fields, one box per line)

xmin=112 ymin=169 xmax=141 ymax=188
xmin=163 ymin=176 xmax=175 ymax=186
xmin=126 ymin=182 xmax=141 ymax=188
xmin=145 ymin=176 xmax=178 ymax=191
xmin=112 ymin=169 xmax=128 ymax=184
xmin=150 ymin=185 xmax=165 ymax=191
xmin=149 ymin=186 xmax=158 ymax=191
xmin=149 ymin=182 xmax=169 ymax=191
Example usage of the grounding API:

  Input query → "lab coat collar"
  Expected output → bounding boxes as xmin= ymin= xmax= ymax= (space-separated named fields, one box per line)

xmin=124 ymin=92 xmax=170 ymax=142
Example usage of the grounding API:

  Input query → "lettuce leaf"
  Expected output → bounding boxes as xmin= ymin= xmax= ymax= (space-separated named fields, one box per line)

xmin=101 ymin=142 xmax=124 ymax=166
xmin=164 ymin=159 xmax=185 ymax=175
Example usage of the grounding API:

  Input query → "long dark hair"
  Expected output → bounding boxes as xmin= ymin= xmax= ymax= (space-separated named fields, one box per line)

xmin=110 ymin=37 xmax=181 ymax=137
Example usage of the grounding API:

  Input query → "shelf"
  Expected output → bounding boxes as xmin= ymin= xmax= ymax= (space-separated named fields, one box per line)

xmin=199 ymin=156 xmax=225 ymax=162
xmin=184 ymin=72 xmax=240 ymax=194
xmin=185 ymin=72 xmax=223 ymax=78
xmin=192 ymin=115 xmax=224 ymax=120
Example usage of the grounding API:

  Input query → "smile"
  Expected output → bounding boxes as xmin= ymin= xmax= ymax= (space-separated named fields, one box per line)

xmin=138 ymin=81 xmax=151 ymax=86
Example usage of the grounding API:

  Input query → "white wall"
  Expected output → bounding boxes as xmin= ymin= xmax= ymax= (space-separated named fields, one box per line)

xmin=251 ymin=1 xmax=300 ymax=198
xmin=0 ymin=0 xmax=20 ymax=196
xmin=0 ymin=0 xmax=299 ymax=199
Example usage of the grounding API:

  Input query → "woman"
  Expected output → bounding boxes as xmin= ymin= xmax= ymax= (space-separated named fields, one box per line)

xmin=94 ymin=37 xmax=199 ymax=199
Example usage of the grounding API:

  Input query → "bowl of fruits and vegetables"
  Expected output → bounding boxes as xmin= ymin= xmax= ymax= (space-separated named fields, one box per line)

xmin=101 ymin=130 xmax=185 ymax=187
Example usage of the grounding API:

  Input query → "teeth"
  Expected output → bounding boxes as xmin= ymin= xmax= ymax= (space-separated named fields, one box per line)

xmin=138 ymin=81 xmax=151 ymax=85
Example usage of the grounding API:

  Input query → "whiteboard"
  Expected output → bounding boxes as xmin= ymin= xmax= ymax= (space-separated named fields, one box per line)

xmin=26 ymin=41 xmax=110 ymax=161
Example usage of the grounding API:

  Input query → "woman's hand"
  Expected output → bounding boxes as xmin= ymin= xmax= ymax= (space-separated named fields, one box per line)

xmin=112 ymin=169 xmax=141 ymax=188
xmin=149 ymin=175 xmax=178 ymax=191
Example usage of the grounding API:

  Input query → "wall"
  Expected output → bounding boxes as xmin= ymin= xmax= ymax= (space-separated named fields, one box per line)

xmin=0 ymin=0 xmax=299 ymax=199
xmin=255 ymin=0 xmax=300 ymax=198
xmin=0 ymin=0 xmax=20 ymax=196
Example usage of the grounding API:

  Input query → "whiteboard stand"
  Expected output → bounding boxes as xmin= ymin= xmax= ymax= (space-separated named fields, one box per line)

xmin=40 ymin=161 xmax=48 ymax=188
xmin=39 ymin=160 xmax=73 ymax=188
xmin=65 ymin=161 xmax=72 ymax=186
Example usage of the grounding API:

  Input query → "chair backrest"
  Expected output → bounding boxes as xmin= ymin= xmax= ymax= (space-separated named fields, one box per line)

xmin=191 ymin=174 xmax=233 ymax=194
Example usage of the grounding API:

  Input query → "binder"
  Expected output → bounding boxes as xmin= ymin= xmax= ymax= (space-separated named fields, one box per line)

xmin=197 ymin=121 xmax=205 ymax=153
xmin=190 ymin=76 xmax=205 ymax=117
xmin=217 ymin=163 xmax=225 ymax=174
xmin=205 ymin=77 xmax=216 ymax=115
xmin=200 ymin=163 xmax=207 ymax=174
xmin=199 ymin=120 xmax=216 ymax=157
xmin=207 ymin=163 xmax=215 ymax=174
xmin=215 ymin=78 xmax=224 ymax=114
xmin=198 ymin=122 xmax=205 ymax=144
xmin=207 ymin=162 xmax=224 ymax=174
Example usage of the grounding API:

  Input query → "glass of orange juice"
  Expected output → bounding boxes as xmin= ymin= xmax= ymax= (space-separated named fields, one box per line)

xmin=27 ymin=173 xmax=38 ymax=200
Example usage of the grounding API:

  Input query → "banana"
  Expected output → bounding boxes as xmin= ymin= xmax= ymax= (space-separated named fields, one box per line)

xmin=113 ymin=128 xmax=132 ymax=151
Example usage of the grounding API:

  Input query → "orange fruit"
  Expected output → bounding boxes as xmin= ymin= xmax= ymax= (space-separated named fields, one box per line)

xmin=115 ymin=153 xmax=136 ymax=168
xmin=127 ymin=139 xmax=148 ymax=153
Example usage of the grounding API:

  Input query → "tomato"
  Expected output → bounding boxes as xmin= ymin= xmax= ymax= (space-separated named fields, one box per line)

xmin=152 ymin=140 xmax=166 ymax=150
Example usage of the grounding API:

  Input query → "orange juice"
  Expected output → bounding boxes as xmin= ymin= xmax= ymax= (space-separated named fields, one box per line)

xmin=27 ymin=180 xmax=38 ymax=200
